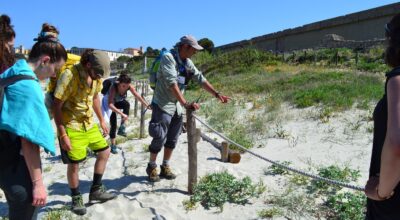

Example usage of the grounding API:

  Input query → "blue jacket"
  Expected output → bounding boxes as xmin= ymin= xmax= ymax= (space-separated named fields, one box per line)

xmin=0 ymin=59 xmax=55 ymax=155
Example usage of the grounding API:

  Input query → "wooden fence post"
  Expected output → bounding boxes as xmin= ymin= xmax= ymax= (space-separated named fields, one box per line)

xmin=221 ymin=141 xmax=229 ymax=162
xmin=139 ymin=83 xmax=145 ymax=139
xmin=134 ymin=81 xmax=138 ymax=117
xmin=146 ymin=80 xmax=149 ymax=95
xmin=187 ymin=109 xmax=197 ymax=194
xmin=335 ymin=50 xmax=339 ymax=66
xmin=355 ymin=51 xmax=359 ymax=65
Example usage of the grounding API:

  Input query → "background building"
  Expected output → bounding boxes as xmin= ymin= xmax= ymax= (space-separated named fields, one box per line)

xmin=69 ymin=47 xmax=134 ymax=62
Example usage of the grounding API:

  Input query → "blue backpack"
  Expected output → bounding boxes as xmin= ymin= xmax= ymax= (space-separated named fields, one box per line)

xmin=149 ymin=49 xmax=193 ymax=90
xmin=149 ymin=49 xmax=169 ymax=89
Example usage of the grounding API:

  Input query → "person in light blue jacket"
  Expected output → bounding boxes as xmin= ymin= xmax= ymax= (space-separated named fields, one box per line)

xmin=0 ymin=23 xmax=67 ymax=220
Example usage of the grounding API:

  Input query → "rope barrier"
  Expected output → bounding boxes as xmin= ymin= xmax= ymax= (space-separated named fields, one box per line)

xmin=192 ymin=114 xmax=365 ymax=191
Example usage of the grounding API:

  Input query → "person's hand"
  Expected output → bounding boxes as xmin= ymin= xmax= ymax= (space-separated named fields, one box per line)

xmin=32 ymin=179 xmax=47 ymax=207
xmin=365 ymin=176 xmax=391 ymax=201
xmin=121 ymin=113 xmax=129 ymax=122
xmin=60 ymin=135 xmax=72 ymax=151
xmin=216 ymin=93 xmax=231 ymax=104
xmin=100 ymin=121 xmax=109 ymax=136
xmin=146 ymin=104 xmax=152 ymax=110
xmin=184 ymin=102 xmax=200 ymax=110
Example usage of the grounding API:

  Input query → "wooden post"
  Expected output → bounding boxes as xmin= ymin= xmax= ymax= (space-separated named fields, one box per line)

xmin=145 ymin=81 xmax=149 ymax=96
xmin=200 ymin=133 xmax=241 ymax=164
xmin=355 ymin=51 xmax=359 ymax=65
xmin=314 ymin=51 xmax=317 ymax=64
xmin=187 ymin=109 xmax=197 ymax=194
xmin=335 ymin=50 xmax=339 ymax=66
xmin=221 ymin=141 xmax=229 ymax=162
xmin=134 ymin=81 xmax=138 ymax=117
xmin=194 ymin=128 xmax=201 ymax=143
xmin=139 ymin=84 xmax=145 ymax=139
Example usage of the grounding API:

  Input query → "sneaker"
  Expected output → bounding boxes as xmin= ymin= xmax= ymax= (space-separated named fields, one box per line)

xmin=71 ymin=194 xmax=86 ymax=215
xmin=160 ymin=165 xmax=176 ymax=180
xmin=110 ymin=145 xmax=118 ymax=154
xmin=89 ymin=184 xmax=117 ymax=202
xmin=117 ymin=125 xmax=127 ymax=137
xmin=146 ymin=164 xmax=160 ymax=182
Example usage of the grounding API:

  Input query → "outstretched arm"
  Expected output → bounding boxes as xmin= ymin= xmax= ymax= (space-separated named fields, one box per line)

xmin=129 ymin=84 xmax=151 ymax=109
xmin=201 ymin=80 xmax=230 ymax=103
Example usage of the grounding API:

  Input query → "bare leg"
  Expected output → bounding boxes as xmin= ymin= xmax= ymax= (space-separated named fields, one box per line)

xmin=67 ymin=163 xmax=80 ymax=188
xmin=94 ymin=148 xmax=111 ymax=174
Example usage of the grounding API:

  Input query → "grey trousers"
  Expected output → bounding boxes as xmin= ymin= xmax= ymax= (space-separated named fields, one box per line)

xmin=148 ymin=103 xmax=183 ymax=154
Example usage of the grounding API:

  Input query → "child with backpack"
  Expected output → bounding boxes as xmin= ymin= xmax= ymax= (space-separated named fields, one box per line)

xmin=0 ymin=23 xmax=67 ymax=219
xmin=102 ymin=72 xmax=151 ymax=154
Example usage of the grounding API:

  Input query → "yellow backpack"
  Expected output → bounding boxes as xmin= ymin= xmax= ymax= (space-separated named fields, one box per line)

xmin=45 ymin=53 xmax=80 ymax=118
xmin=46 ymin=53 xmax=81 ymax=93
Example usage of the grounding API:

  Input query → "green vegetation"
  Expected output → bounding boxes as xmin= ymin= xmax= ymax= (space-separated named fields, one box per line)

xmin=263 ymin=165 xmax=366 ymax=219
xmin=257 ymin=207 xmax=283 ymax=219
xmin=184 ymin=171 xmax=265 ymax=211
xmin=198 ymin=38 xmax=215 ymax=53
xmin=42 ymin=207 xmax=89 ymax=220
xmin=310 ymin=165 xmax=361 ymax=194
xmin=265 ymin=161 xmax=292 ymax=175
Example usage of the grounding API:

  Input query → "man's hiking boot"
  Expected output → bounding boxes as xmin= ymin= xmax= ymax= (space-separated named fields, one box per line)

xmin=146 ymin=164 xmax=160 ymax=182
xmin=89 ymin=184 xmax=117 ymax=202
xmin=110 ymin=145 xmax=118 ymax=154
xmin=117 ymin=125 xmax=127 ymax=137
xmin=71 ymin=194 xmax=86 ymax=215
xmin=160 ymin=165 xmax=176 ymax=180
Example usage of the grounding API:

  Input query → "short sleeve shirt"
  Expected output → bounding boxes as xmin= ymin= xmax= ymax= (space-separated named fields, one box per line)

xmin=54 ymin=64 xmax=102 ymax=131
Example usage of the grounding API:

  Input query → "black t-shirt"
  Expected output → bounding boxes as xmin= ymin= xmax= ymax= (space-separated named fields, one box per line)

xmin=366 ymin=67 xmax=400 ymax=220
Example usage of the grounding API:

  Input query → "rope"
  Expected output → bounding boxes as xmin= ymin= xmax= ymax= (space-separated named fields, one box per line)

xmin=192 ymin=114 xmax=365 ymax=191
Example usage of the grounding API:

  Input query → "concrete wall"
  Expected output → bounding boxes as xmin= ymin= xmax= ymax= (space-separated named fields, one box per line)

xmin=217 ymin=3 xmax=400 ymax=52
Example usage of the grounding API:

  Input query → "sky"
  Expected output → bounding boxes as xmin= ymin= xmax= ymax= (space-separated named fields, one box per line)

xmin=1 ymin=0 xmax=399 ymax=52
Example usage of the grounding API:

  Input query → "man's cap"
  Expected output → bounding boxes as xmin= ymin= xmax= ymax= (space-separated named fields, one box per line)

xmin=179 ymin=35 xmax=203 ymax=50
xmin=91 ymin=50 xmax=111 ymax=77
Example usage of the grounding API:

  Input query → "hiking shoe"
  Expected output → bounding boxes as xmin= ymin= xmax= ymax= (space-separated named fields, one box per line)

xmin=160 ymin=165 xmax=176 ymax=180
xmin=89 ymin=184 xmax=117 ymax=202
xmin=71 ymin=194 xmax=86 ymax=215
xmin=117 ymin=125 xmax=127 ymax=137
xmin=110 ymin=145 xmax=118 ymax=154
xmin=146 ymin=164 xmax=160 ymax=182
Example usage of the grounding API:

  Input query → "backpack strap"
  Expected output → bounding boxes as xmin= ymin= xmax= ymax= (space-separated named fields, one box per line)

xmin=386 ymin=66 xmax=400 ymax=79
xmin=0 ymin=75 xmax=35 ymax=115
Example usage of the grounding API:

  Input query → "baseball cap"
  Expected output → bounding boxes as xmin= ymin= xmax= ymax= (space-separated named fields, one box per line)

xmin=179 ymin=35 xmax=204 ymax=50
xmin=91 ymin=50 xmax=111 ymax=77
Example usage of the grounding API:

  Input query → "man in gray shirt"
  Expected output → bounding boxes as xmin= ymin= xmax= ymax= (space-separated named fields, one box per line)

xmin=147 ymin=35 xmax=230 ymax=182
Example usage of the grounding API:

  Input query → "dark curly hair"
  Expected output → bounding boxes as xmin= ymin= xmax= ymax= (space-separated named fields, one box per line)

xmin=385 ymin=13 xmax=400 ymax=68
xmin=0 ymin=15 xmax=16 ymax=73
xmin=117 ymin=73 xmax=132 ymax=84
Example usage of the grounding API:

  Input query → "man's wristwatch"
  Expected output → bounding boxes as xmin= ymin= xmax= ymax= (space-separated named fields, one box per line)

xmin=214 ymin=91 xmax=220 ymax=98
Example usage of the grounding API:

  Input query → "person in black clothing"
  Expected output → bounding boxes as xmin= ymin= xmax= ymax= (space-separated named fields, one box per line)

xmin=364 ymin=13 xmax=400 ymax=219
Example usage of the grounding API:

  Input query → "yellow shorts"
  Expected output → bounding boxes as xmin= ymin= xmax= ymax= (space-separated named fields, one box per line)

xmin=65 ymin=124 xmax=108 ymax=162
